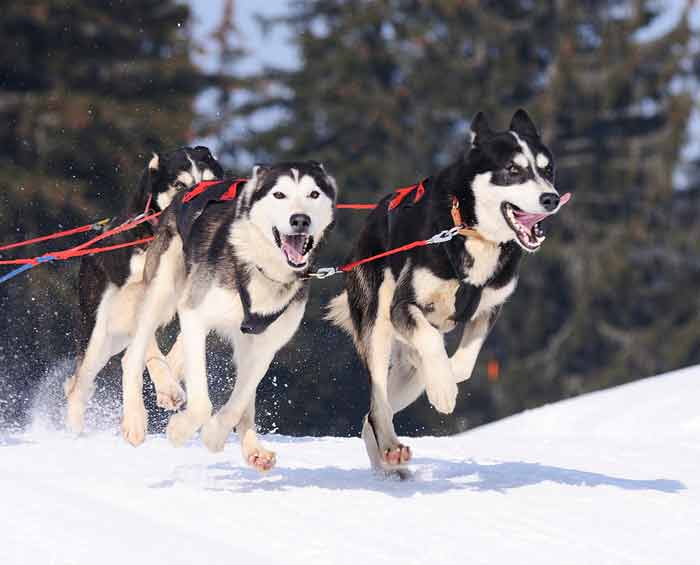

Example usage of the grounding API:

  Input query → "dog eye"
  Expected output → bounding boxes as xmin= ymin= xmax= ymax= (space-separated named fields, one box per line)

xmin=273 ymin=191 xmax=286 ymax=199
xmin=309 ymin=190 xmax=320 ymax=199
xmin=173 ymin=181 xmax=187 ymax=190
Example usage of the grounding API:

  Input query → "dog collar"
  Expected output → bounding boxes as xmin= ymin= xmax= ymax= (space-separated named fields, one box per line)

xmin=451 ymin=196 xmax=490 ymax=243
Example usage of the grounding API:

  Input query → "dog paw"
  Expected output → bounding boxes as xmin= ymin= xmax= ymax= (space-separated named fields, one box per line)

xmin=382 ymin=444 xmax=412 ymax=466
xmin=245 ymin=448 xmax=276 ymax=473
xmin=121 ymin=405 xmax=147 ymax=446
xmin=166 ymin=409 xmax=208 ymax=447
xmin=200 ymin=415 xmax=230 ymax=453
xmin=426 ymin=379 xmax=458 ymax=414
xmin=155 ymin=381 xmax=186 ymax=412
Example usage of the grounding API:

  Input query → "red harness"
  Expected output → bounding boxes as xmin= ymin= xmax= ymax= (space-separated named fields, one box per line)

xmin=387 ymin=179 xmax=427 ymax=210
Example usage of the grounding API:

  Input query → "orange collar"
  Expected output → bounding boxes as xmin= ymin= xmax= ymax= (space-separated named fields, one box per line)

xmin=451 ymin=196 xmax=491 ymax=243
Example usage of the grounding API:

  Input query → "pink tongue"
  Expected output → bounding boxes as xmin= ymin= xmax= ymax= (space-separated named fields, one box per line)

xmin=282 ymin=241 xmax=304 ymax=264
xmin=513 ymin=210 xmax=548 ymax=230
xmin=514 ymin=192 xmax=572 ymax=230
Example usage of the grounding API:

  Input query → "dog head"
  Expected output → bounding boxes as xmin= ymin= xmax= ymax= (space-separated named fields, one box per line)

xmin=134 ymin=146 xmax=224 ymax=213
xmin=465 ymin=109 xmax=571 ymax=252
xmin=244 ymin=161 xmax=337 ymax=272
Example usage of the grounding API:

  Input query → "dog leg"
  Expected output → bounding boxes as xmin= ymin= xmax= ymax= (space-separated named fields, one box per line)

xmin=120 ymin=246 xmax=180 ymax=446
xmin=450 ymin=312 xmax=492 ymax=383
xmin=165 ymin=308 xmax=211 ymax=447
xmin=200 ymin=334 xmax=275 ymax=456
xmin=65 ymin=333 xmax=114 ymax=434
xmin=145 ymin=336 xmax=185 ymax=411
xmin=391 ymin=303 xmax=457 ymax=414
xmin=237 ymin=397 xmax=276 ymax=472
xmin=165 ymin=333 xmax=185 ymax=383
xmin=65 ymin=287 xmax=120 ymax=434
xmin=361 ymin=342 xmax=423 ymax=470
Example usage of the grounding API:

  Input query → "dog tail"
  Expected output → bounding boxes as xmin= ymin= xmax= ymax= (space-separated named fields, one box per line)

xmin=325 ymin=291 xmax=355 ymax=338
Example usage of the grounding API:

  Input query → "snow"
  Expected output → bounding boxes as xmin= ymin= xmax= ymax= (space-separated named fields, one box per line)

xmin=1 ymin=366 xmax=699 ymax=565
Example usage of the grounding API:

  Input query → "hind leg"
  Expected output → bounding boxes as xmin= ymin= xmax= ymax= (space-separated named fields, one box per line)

xmin=65 ymin=333 xmax=115 ymax=433
xmin=361 ymin=341 xmax=421 ymax=470
xmin=65 ymin=285 xmax=123 ymax=433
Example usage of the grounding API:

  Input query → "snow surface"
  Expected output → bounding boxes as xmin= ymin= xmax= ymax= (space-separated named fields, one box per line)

xmin=1 ymin=366 xmax=698 ymax=565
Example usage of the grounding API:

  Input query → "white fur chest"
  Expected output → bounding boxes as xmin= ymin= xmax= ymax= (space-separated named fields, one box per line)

xmin=463 ymin=238 xmax=501 ymax=286
xmin=473 ymin=278 xmax=517 ymax=318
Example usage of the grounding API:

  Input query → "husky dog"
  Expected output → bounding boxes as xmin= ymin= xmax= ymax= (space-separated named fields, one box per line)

xmin=119 ymin=162 xmax=336 ymax=468
xmin=64 ymin=146 xmax=224 ymax=434
xmin=328 ymin=110 xmax=571 ymax=472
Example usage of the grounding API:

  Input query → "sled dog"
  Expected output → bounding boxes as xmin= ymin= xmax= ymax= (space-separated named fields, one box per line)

xmin=119 ymin=162 xmax=336 ymax=470
xmin=327 ymin=109 xmax=571 ymax=472
xmin=65 ymin=146 xmax=224 ymax=433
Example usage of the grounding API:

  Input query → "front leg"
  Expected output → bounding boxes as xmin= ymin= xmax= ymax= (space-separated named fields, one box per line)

xmin=200 ymin=333 xmax=276 ymax=457
xmin=165 ymin=308 xmax=211 ymax=446
xmin=451 ymin=309 xmax=499 ymax=383
xmin=391 ymin=301 xmax=457 ymax=414
xmin=145 ymin=336 xmax=185 ymax=411
xmin=238 ymin=397 xmax=276 ymax=472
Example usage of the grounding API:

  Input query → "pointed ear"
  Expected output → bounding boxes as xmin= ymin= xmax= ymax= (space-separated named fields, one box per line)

xmin=510 ymin=108 xmax=540 ymax=139
xmin=147 ymin=152 xmax=160 ymax=171
xmin=469 ymin=112 xmax=492 ymax=146
xmin=250 ymin=163 xmax=270 ymax=189
xmin=134 ymin=152 xmax=161 ymax=210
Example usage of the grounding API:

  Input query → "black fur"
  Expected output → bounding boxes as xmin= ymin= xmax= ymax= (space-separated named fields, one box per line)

xmin=76 ymin=147 xmax=224 ymax=354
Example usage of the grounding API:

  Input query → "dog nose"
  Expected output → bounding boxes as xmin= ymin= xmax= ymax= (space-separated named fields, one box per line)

xmin=540 ymin=193 xmax=560 ymax=212
xmin=290 ymin=213 xmax=311 ymax=232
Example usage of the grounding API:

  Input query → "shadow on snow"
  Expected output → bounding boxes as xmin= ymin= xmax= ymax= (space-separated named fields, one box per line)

xmin=149 ymin=457 xmax=685 ymax=496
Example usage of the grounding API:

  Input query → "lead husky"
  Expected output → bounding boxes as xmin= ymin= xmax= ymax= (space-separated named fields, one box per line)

xmin=119 ymin=162 xmax=336 ymax=470
xmin=65 ymin=147 xmax=224 ymax=434
xmin=328 ymin=110 xmax=571 ymax=472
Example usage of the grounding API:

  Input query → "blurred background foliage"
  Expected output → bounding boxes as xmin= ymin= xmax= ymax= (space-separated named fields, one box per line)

xmin=0 ymin=0 xmax=698 ymax=436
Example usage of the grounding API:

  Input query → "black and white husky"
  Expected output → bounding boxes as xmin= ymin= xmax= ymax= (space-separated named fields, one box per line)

xmin=64 ymin=146 xmax=224 ymax=434
xmin=118 ymin=162 xmax=336 ymax=469
xmin=328 ymin=110 xmax=571 ymax=472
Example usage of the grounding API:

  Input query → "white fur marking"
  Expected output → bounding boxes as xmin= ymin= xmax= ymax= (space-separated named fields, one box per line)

xmin=514 ymin=153 xmax=528 ymax=168
xmin=148 ymin=154 xmax=159 ymax=170
xmin=536 ymin=153 xmax=549 ymax=169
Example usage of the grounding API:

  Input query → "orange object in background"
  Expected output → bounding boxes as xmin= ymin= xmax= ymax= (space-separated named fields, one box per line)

xmin=487 ymin=359 xmax=500 ymax=382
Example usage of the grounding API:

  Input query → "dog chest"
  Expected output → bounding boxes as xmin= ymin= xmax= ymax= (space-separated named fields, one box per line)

xmin=412 ymin=267 xmax=516 ymax=331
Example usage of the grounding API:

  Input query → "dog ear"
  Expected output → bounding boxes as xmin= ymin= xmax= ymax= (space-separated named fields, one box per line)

xmin=249 ymin=163 xmax=270 ymax=191
xmin=510 ymin=108 xmax=540 ymax=139
xmin=134 ymin=152 xmax=161 ymax=210
xmin=469 ymin=112 xmax=492 ymax=146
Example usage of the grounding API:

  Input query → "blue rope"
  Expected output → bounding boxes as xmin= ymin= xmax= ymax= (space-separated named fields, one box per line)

xmin=0 ymin=255 xmax=55 ymax=285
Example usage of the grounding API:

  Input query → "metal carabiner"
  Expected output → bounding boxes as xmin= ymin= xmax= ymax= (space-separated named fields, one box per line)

xmin=308 ymin=266 xmax=340 ymax=279
xmin=426 ymin=226 xmax=460 ymax=245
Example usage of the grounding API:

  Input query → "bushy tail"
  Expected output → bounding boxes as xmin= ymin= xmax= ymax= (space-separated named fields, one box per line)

xmin=325 ymin=291 xmax=355 ymax=338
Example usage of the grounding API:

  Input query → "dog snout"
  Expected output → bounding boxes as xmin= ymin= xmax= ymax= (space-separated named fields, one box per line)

xmin=540 ymin=193 xmax=560 ymax=212
xmin=290 ymin=213 xmax=311 ymax=232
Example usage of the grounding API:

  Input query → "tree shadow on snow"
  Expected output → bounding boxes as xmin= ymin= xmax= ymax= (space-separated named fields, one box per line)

xmin=149 ymin=457 xmax=685 ymax=497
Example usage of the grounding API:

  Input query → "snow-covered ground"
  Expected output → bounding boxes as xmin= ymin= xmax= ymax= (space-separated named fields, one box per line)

xmin=1 ymin=366 xmax=698 ymax=565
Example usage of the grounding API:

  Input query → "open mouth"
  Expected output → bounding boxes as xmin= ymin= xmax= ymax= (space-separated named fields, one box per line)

xmin=501 ymin=193 xmax=571 ymax=252
xmin=501 ymin=203 xmax=548 ymax=251
xmin=272 ymin=227 xmax=314 ymax=268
